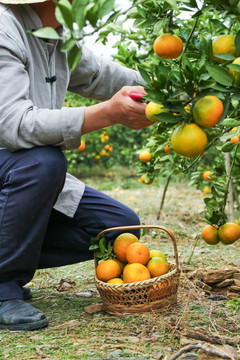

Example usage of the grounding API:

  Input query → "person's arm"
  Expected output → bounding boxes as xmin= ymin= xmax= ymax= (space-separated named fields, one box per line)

xmin=82 ymin=86 xmax=151 ymax=135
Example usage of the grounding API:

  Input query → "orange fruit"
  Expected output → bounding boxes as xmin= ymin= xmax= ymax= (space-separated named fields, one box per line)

xmin=149 ymin=249 xmax=167 ymax=261
xmin=218 ymin=222 xmax=240 ymax=245
xmin=126 ymin=243 xmax=150 ymax=265
xmin=230 ymin=135 xmax=240 ymax=144
xmin=96 ymin=259 xmax=122 ymax=282
xmin=78 ymin=140 xmax=85 ymax=151
xmin=107 ymin=278 xmax=124 ymax=284
xmin=164 ymin=145 xmax=170 ymax=154
xmin=146 ymin=257 xmax=169 ymax=278
xmin=201 ymin=224 xmax=220 ymax=245
xmin=203 ymin=186 xmax=211 ymax=195
xmin=171 ymin=123 xmax=207 ymax=158
xmin=192 ymin=96 xmax=224 ymax=128
xmin=123 ymin=263 xmax=151 ymax=283
xmin=140 ymin=175 xmax=153 ymax=185
xmin=203 ymin=170 xmax=212 ymax=181
xmin=229 ymin=57 xmax=240 ymax=86
xmin=212 ymin=34 xmax=237 ymax=63
xmin=153 ymin=33 xmax=183 ymax=59
xmin=113 ymin=233 xmax=139 ymax=262
xmin=139 ymin=151 xmax=152 ymax=163
xmin=105 ymin=144 xmax=110 ymax=151
xmin=150 ymin=282 xmax=168 ymax=299
xmin=145 ymin=102 xmax=168 ymax=122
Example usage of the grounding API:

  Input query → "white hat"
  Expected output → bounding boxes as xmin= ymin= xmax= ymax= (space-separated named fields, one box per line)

xmin=0 ymin=0 xmax=47 ymax=3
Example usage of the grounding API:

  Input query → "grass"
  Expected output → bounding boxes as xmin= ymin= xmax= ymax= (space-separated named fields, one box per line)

xmin=0 ymin=166 xmax=239 ymax=360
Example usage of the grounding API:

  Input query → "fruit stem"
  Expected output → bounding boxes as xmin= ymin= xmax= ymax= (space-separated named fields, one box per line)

xmin=181 ymin=16 xmax=199 ymax=57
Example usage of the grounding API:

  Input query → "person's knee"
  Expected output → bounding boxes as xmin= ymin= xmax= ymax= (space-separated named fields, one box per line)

xmin=32 ymin=146 xmax=67 ymax=190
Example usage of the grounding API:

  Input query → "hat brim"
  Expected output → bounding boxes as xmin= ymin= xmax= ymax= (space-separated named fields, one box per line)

xmin=0 ymin=0 xmax=47 ymax=3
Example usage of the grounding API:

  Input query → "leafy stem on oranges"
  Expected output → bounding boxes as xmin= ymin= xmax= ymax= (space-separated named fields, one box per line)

xmin=89 ymin=236 xmax=113 ymax=260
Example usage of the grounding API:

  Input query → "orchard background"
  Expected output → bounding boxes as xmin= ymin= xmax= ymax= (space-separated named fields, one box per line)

xmin=3 ymin=1 xmax=239 ymax=359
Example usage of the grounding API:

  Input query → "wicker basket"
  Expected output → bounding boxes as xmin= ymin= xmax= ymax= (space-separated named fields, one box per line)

xmin=94 ymin=225 xmax=180 ymax=315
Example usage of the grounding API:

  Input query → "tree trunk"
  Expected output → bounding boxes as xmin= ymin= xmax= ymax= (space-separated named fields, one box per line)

xmin=224 ymin=153 xmax=235 ymax=222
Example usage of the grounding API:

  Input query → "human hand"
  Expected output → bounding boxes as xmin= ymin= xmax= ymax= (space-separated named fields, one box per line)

xmin=106 ymin=86 xmax=152 ymax=130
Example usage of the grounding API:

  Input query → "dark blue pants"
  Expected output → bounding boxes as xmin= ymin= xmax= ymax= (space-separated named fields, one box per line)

xmin=0 ymin=146 xmax=140 ymax=300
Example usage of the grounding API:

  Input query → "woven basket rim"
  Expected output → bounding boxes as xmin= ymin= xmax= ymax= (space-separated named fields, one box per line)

xmin=95 ymin=263 xmax=180 ymax=289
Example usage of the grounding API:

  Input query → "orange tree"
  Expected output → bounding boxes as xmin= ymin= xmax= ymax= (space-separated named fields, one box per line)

xmin=104 ymin=0 xmax=240 ymax=233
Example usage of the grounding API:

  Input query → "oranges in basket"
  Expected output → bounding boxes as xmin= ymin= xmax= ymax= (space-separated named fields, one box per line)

xmin=96 ymin=232 xmax=169 ymax=284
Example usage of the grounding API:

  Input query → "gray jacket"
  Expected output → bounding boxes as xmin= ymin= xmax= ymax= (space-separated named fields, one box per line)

xmin=0 ymin=4 xmax=143 ymax=217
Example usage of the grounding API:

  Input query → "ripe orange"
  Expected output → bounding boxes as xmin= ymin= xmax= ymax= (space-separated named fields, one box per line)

xmin=203 ymin=186 xmax=211 ymax=195
xmin=150 ymin=282 xmax=168 ymax=299
xmin=105 ymin=144 xmax=110 ymax=151
xmin=212 ymin=34 xmax=237 ymax=63
xmin=78 ymin=140 xmax=85 ymax=151
xmin=139 ymin=151 xmax=152 ymax=163
xmin=203 ymin=170 xmax=212 ymax=181
xmin=96 ymin=259 xmax=122 ymax=282
xmin=113 ymin=233 xmax=139 ymax=262
xmin=201 ymin=224 xmax=220 ymax=245
xmin=149 ymin=249 xmax=167 ymax=261
xmin=146 ymin=257 xmax=169 ymax=278
xmin=145 ymin=102 xmax=168 ymax=122
xmin=231 ymin=135 xmax=240 ymax=144
xmin=164 ymin=145 xmax=170 ymax=154
xmin=107 ymin=278 xmax=124 ymax=284
xmin=126 ymin=243 xmax=150 ymax=265
xmin=192 ymin=96 xmax=224 ymax=128
xmin=123 ymin=263 xmax=151 ymax=283
xmin=171 ymin=123 xmax=207 ymax=158
xmin=140 ymin=174 xmax=153 ymax=185
xmin=218 ymin=222 xmax=240 ymax=245
xmin=229 ymin=57 xmax=240 ymax=86
xmin=153 ymin=33 xmax=183 ymax=59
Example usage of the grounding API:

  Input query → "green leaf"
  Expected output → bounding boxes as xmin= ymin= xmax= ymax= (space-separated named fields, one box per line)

xmin=98 ymin=0 xmax=115 ymax=19
xmin=227 ymin=63 xmax=240 ymax=72
xmin=165 ymin=0 xmax=178 ymax=10
xmin=137 ymin=66 xmax=151 ymax=84
xmin=61 ymin=38 xmax=76 ymax=52
xmin=221 ymin=142 xmax=235 ymax=153
xmin=68 ymin=44 xmax=82 ymax=71
xmin=89 ymin=244 xmax=100 ymax=250
xmin=235 ymin=30 xmax=240 ymax=55
xmin=27 ymin=27 xmax=62 ymax=40
xmin=222 ymin=118 xmax=240 ymax=128
xmin=55 ymin=0 xmax=73 ymax=29
xmin=207 ymin=65 xmax=233 ymax=87
xmin=213 ymin=53 xmax=236 ymax=61
xmin=72 ymin=0 xmax=89 ymax=30
xmin=154 ymin=112 xmax=179 ymax=124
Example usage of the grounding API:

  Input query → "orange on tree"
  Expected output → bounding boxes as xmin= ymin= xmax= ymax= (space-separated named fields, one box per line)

xmin=201 ymin=224 xmax=220 ymax=245
xmin=218 ymin=222 xmax=240 ymax=245
xmin=113 ymin=232 xmax=139 ymax=262
xmin=139 ymin=150 xmax=152 ymax=163
xmin=77 ymin=140 xmax=85 ymax=151
xmin=164 ymin=144 xmax=170 ymax=154
xmin=153 ymin=33 xmax=183 ymax=59
xmin=171 ymin=123 xmax=207 ymax=158
xmin=203 ymin=170 xmax=212 ymax=181
xmin=230 ymin=135 xmax=240 ymax=144
xmin=149 ymin=249 xmax=167 ymax=261
xmin=192 ymin=96 xmax=224 ymax=128
xmin=203 ymin=186 xmax=212 ymax=195
xmin=107 ymin=278 xmax=124 ymax=284
xmin=229 ymin=57 xmax=240 ymax=86
xmin=212 ymin=34 xmax=237 ymax=63
xmin=146 ymin=257 xmax=169 ymax=278
xmin=96 ymin=259 xmax=122 ymax=282
xmin=145 ymin=102 xmax=168 ymax=122
xmin=140 ymin=174 xmax=153 ymax=185
xmin=126 ymin=243 xmax=150 ymax=265
xmin=123 ymin=263 xmax=151 ymax=283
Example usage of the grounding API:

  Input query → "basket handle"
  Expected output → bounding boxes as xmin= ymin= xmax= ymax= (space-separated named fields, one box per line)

xmin=95 ymin=225 xmax=179 ymax=271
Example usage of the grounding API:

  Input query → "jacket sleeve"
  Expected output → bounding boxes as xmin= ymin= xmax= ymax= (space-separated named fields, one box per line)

xmin=0 ymin=28 xmax=83 ymax=152
xmin=68 ymin=45 xmax=144 ymax=100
